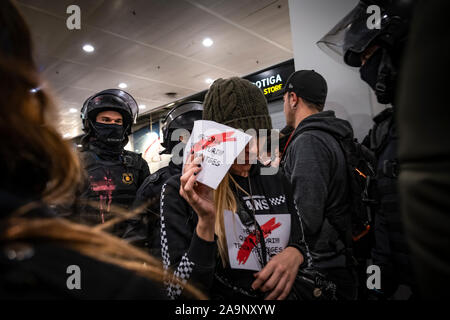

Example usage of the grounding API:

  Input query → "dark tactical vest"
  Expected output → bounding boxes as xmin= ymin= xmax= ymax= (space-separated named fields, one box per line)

xmin=78 ymin=148 xmax=148 ymax=240
xmin=363 ymin=108 xmax=414 ymax=288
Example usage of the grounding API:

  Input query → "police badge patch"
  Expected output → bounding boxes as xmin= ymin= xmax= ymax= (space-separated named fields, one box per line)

xmin=122 ymin=173 xmax=134 ymax=184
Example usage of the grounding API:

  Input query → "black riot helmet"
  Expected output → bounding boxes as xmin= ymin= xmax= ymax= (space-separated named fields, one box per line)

xmin=160 ymin=101 xmax=203 ymax=154
xmin=317 ymin=0 xmax=416 ymax=104
xmin=81 ymin=89 xmax=139 ymax=136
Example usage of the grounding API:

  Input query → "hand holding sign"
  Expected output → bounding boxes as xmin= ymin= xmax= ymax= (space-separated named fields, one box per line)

xmin=180 ymin=152 xmax=215 ymax=241
xmin=183 ymin=121 xmax=253 ymax=190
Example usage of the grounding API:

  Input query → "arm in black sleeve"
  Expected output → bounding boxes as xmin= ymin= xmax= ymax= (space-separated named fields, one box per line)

xmin=159 ymin=175 xmax=218 ymax=299
xmin=138 ymin=156 xmax=150 ymax=186
xmin=285 ymin=133 xmax=332 ymax=237
xmin=280 ymin=172 xmax=312 ymax=267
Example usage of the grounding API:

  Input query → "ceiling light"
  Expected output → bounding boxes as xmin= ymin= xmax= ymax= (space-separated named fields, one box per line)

xmin=139 ymin=105 xmax=147 ymax=110
xmin=83 ymin=44 xmax=95 ymax=53
xmin=167 ymin=102 xmax=175 ymax=107
xmin=118 ymin=83 xmax=128 ymax=89
xmin=205 ymin=78 xmax=214 ymax=85
xmin=202 ymin=38 xmax=214 ymax=47
xmin=69 ymin=108 xmax=77 ymax=113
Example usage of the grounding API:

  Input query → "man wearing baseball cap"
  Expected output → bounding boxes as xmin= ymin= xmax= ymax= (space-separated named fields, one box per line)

xmin=281 ymin=70 xmax=358 ymax=300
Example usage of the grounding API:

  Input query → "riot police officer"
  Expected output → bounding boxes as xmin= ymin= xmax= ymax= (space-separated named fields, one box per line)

xmin=317 ymin=0 xmax=417 ymax=298
xmin=133 ymin=101 xmax=203 ymax=255
xmin=78 ymin=89 xmax=150 ymax=245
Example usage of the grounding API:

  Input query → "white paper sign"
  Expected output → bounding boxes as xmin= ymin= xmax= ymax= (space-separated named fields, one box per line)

xmin=224 ymin=210 xmax=291 ymax=271
xmin=182 ymin=120 xmax=253 ymax=190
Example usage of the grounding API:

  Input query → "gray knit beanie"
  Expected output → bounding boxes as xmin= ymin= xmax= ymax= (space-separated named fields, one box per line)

xmin=203 ymin=77 xmax=272 ymax=131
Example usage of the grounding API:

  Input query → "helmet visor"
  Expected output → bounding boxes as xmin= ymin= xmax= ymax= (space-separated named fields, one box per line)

xmin=317 ymin=1 xmax=382 ymax=67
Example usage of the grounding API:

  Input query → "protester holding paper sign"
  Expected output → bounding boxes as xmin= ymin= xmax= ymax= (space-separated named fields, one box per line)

xmin=159 ymin=77 xmax=310 ymax=300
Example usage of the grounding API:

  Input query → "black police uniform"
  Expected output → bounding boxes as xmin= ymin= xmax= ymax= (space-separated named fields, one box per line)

xmin=363 ymin=108 xmax=415 ymax=296
xmin=75 ymin=89 xmax=150 ymax=246
xmin=132 ymin=101 xmax=203 ymax=255
xmin=78 ymin=144 xmax=150 ymax=244
xmin=318 ymin=0 xmax=418 ymax=299
xmin=133 ymin=160 xmax=181 ymax=255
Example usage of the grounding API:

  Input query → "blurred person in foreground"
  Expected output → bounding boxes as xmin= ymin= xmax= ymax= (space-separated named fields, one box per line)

xmin=0 ymin=0 xmax=203 ymax=300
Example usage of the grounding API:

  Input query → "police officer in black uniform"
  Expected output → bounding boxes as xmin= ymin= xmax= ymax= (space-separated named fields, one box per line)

xmin=78 ymin=89 xmax=150 ymax=245
xmin=317 ymin=0 xmax=417 ymax=298
xmin=133 ymin=101 xmax=203 ymax=255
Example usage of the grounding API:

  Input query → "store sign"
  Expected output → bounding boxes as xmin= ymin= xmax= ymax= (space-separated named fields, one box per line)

xmin=244 ymin=60 xmax=295 ymax=101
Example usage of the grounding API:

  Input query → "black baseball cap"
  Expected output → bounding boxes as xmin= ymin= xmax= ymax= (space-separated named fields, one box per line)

xmin=283 ymin=70 xmax=328 ymax=105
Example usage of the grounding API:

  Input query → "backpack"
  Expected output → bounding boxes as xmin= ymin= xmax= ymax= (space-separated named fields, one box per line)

xmin=333 ymin=134 xmax=377 ymax=245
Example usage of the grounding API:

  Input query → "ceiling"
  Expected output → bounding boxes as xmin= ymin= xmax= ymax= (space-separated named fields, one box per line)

xmin=16 ymin=0 xmax=293 ymax=138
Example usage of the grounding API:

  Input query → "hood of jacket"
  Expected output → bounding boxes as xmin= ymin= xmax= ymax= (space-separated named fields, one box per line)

xmin=291 ymin=110 xmax=354 ymax=142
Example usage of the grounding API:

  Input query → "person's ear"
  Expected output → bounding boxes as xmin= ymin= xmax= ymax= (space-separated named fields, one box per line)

xmin=290 ymin=92 xmax=299 ymax=109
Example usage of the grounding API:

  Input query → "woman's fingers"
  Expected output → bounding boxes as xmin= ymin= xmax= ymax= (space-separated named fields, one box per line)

xmin=180 ymin=164 xmax=203 ymax=208
xmin=182 ymin=152 xmax=195 ymax=174
xmin=183 ymin=152 xmax=202 ymax=173
xmin=180 ymin=165 xmax=199 ymax=187
xmin=265 ymin=274 xmax=289 ymax=300
xmin=184 ymin=167 xmax=202 ymax=197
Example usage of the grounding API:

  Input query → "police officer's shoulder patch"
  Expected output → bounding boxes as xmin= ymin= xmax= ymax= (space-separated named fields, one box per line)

xmin=148 ymin=171 xmax=161 ymax=184
xmin=122 ymin=173 xmax=134 ymax=184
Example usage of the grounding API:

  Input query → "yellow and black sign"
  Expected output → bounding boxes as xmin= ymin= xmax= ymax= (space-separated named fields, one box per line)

xmin=244 ymin=59 xmax=294 ymax=102
xmin=263 ymin=83 xmax=283 ymax=95
xmin=122 ymin=173 xmax=134 ymax=184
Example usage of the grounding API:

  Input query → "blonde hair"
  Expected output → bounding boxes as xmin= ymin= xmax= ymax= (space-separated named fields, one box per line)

xmin=214 ymin=173 xmax=239 ymax=267
xmin=0 ymin=0 xmax=206 ymax=299
xmin=1 ymin=215 xmax=206 ymax=299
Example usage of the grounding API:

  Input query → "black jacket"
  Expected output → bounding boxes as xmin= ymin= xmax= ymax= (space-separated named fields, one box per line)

xmin=76 ymin=144 xmax=150 ymax=244
xmin=134 ymin=160 xmax=182 ymax=255
xmin=159 ymin=162 xmax=309 ymax=300
xmin=364 ymin=108 xmax=415 ymax=294
xmin=282 ymin=110 xmax=353 ymax=269
xmin=0 ymin=190 xmax=166 ymax=300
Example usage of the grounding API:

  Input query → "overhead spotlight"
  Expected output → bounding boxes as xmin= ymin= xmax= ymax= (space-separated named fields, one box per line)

xmin=202 ymin=38 xmax=214 ymax=47
xmin=30 ymin=87 xmax=40 ymax=93
xmin=205 ymin=78 xmax=214 ymax=85
xmin=82 ymin=44 xmax=95 ymax=53
xmin=69 ymin=108 xmax=77 ymax=113
xmin=139 ymin=105 xmax=147 ymax=110
xmin=118 ymin=83 xmax=128 ymax=89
